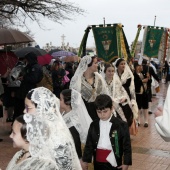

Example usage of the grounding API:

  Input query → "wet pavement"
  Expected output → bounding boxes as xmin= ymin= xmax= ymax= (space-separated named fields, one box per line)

xmin=0 ymin=83 xmax=170 ymax=170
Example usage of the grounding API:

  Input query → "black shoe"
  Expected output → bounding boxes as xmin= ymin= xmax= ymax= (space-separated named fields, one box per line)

xmin=148 ymin=111 xmax=152 ymax=114
xmin=144 ymin=123 xmax=148 ymax=127
xmin=0 ymin=139 xmax=3 ymax=142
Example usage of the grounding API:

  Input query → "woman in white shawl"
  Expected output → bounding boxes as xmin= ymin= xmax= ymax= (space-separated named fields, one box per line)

xmin=70 ymin=55 xmax=109 ymax=120
xmin=7 ymin=87 xmax=81 ymax=170
xmin=60 ymin=89 xmax=92 ymax=167
xmin=114 ymin=58 xmax=138 ymax=121
xmin=6 ymin=115 xmax=58 ymax=170
xmin=103 ymin=63 xmax=134 ymax=126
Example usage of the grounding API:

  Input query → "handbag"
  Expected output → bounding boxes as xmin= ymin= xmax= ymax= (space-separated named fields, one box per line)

xmin=62 ymin=71 xmax=70 ymax=85
xmin=129 ymin=119 xmax=138 ymax=136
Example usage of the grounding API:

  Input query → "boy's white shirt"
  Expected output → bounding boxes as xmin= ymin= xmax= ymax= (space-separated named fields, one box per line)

xmin=97 ymin=115 xmax=117 ymax=167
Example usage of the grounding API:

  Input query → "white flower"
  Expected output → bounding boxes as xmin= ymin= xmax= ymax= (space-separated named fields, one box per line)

xmin=24 ymin=114 xmax=33 ymax=123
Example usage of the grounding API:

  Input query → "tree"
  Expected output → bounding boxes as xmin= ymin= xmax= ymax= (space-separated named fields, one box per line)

xmin=0 ymin=0 xmax=84 ymax=26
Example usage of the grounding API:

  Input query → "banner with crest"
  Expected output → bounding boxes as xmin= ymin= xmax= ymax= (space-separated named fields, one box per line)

xmin=78 ymin=24 xmax=131 ymax=62
xmin=143 ymin=26 xmax=164 ymax=58
xmin=92 ymin=26 xmax=118 ymax=62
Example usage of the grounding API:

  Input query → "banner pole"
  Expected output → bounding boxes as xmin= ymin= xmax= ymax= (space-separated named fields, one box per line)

xmin=78 ymin=26 xmax=91 ymax=57
xmin=103 ymin=17 xmax=105 ymax=27
xmin=154 ymin=16 xmax=157 ymax=27
xmin=130 ymin=25 xmax=142 ymax=57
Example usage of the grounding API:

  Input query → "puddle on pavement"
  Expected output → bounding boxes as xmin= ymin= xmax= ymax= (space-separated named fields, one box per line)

xmin=132 ymin=147 xmax=170 ymax=157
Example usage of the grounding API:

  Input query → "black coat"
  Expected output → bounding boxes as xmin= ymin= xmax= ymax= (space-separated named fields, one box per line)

xmin=82 ymin=115 xmax=132 ymax=166
xmin=16 ymin=63 xmax=43 ymax=99
xmin=134 ymin=72 xmax=145 ymax=93
xmin=69 ymin=126 xmax=82 ymax=159
xmin=142 ymin=65 xmax=159 ymax=87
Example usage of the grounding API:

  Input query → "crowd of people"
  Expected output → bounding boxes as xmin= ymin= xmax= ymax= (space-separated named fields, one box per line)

xmin=0 ymin=53 xmax=162 ymax=170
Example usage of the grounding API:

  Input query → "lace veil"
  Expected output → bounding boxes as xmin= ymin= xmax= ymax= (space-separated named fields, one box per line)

xmin=24 ymin=87 xmax=81 ymax=169
xmin=64 ymin=89 xmax=92 ymax=144
xmin=69 ymin=55 xmax=92 ymax=92
xmin=113 ymin=58 xmax=135 ymax=99
xmin=113 ymin=58 xmax=138 ymax=118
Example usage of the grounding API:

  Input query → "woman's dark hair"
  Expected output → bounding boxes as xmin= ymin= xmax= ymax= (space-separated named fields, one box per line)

xmin=26 ymin=90 xmax=37 ymax=107
xmin=51 ymin=60 xmax=60 ymax=71
xmin=94 ymin=94 xmax=113 ymax=110
xmin=134 ymin=62 xmax=140 ymax=70
xmin=65 ymin=62 xmax=73 ymax=70
xmin=115 ymin=58 xmax=125 ymax=68
xmin=15 ymin=115 xmax=28 ymax=142
xmin=88 ymin=56 xmax=97 ymax=67
xmin=142 ymin=59 xmax=147 ymax=65
xmin=104 ymin=63 xmax=114 ymax=73
xmin=61 ymin=89 xmax=72 ymax=106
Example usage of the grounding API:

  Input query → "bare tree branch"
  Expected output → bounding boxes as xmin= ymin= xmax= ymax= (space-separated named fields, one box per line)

xmin=0 ymin=0 xmax=84 ymax=27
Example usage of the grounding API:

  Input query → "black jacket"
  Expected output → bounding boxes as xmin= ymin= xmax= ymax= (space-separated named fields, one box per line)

xmin=134 ymin=72 xmax=145 ymax=93
xmin=142 ymin=64 xmax=159 ymax=87
xmin=82 ymin=115 xmax=132 ymax=166
xmin=16 ymin=54 xmax=43 ymax=99
xmin=69 ymin=126 xmax=82 ymax=159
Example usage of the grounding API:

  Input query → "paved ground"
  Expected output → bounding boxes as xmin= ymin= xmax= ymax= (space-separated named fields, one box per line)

xmin=0 ymin=83 xmax=170 ymax=170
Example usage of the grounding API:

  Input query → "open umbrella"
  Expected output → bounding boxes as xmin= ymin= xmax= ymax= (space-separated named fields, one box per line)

xmin=14 ymin=47 xmax=47 ymax=58
xmin=0 ymin=51 xmax=18 ymax=75
xmin=37 ymin=54 xmax=52 ymax=66
xmin=60 ymin=56 xmax=80 ymax=62
xmin=51 ymin=50 xmax=75 ymax=58
xmin=48 ymin=49 xmax=61 ymax=55
xmin=0 ymin=28 xmax=34 ymax=45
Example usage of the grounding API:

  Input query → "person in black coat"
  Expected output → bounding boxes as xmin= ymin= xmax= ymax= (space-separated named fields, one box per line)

xmin=82 ymin=94 xmax=132 ymax=170
xmin=51 ymin=60 xmax=66 ymax=98
xmin=142 ymin=59 xmax=159 ymax=114
xmin=13 ymin=52 xmax=43 ymax=121
xmin=134 ymin=63 xmax=149 ymax=127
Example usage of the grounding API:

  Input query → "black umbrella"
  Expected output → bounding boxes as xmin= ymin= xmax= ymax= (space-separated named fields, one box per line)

xmin=14 ymin=47 xmax=47 ymax=58
xmin=0 ymin=28 xmax=34 ymax=45
xmin=48 ymin=49 xmax=61 ymax=55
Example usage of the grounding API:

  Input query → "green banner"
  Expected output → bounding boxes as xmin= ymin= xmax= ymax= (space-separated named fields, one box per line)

xmin=144 ymin=27 xmax=164 ymax=58
xmin=92 ymin=26 xmax=118 ymax=62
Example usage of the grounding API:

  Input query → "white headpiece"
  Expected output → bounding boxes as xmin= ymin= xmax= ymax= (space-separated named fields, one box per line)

xmin=113 ymin=58 xmax=134 ymax=89
xmin=69 ymin=55 xmax=92 ymax=92
xmin=71 ymin=89 xmax=92 ymax=143
xmin=113 ymin=58 xmax=138 ymax=118
xmin=24 ymin=87 xmax=81 ymax=169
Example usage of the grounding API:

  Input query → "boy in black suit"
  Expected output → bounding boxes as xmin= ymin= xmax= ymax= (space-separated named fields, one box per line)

xmin=82 ymin=94 xmax=132 ymax=170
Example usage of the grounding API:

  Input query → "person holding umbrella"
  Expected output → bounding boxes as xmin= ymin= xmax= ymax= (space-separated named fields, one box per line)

xmin=13 ymin=52 xmax=43 ymax=121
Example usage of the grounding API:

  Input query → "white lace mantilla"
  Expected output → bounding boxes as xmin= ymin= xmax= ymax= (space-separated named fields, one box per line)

xmin=63 ymin=89 xmax=92 ymax=144
xmin=81 ymin=72 xmax=109 ymax=102
xmin=24 ymin=87 xmax=81 ymax=170
xmin=6 ymin=150 xmax=57 ymax=170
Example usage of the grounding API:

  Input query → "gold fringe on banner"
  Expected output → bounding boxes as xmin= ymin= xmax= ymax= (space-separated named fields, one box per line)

xmin=120 ymin=29 xmax=128 ymax=61
xmin=130 ymin=25 xmax=142 ymax=57
xmin=116 ymin=24 xmax=122 ymax=58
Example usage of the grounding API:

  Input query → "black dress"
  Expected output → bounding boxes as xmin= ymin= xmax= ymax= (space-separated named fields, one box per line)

xmin=69 ymin=126 xmax=82 ymax=159
xmin=119 ymin=77 xmax=133 ymax=126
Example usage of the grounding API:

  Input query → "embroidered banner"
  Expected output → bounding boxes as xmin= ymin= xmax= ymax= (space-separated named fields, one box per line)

xmin=143 ymin=27 xmax=164 ymax=58
xmin=92 ymin=26 xmax=118 ymax=62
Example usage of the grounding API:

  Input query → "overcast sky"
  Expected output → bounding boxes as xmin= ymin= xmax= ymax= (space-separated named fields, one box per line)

xmin=20 ymin=0 xmax=170 ymax=48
